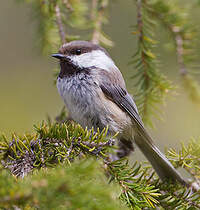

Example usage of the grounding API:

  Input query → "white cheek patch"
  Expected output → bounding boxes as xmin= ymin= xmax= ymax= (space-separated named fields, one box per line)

xmin=68 ymin=50 xmax=117 ymax=71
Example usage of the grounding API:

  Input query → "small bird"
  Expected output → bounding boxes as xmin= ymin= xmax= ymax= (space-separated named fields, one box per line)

xmin=52 ymin=40 xmax=186 ymax=185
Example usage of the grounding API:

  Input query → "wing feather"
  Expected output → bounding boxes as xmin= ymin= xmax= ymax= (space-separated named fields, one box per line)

xmin=96 ymin=68 xmax=186 ymax=184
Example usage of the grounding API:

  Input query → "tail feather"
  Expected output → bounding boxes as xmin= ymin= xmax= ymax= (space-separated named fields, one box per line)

xmin=134 ymin=132 xmax=187 ymax=186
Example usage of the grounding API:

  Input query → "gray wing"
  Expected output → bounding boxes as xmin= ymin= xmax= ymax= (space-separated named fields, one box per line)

xmin=99 ymin=77 xmax=156 ymax=141
xmin=96 ymin=67 xmax=149 ymax=137
xmin=97 ymin=67 xmax=156 ymax=142
xmin=100 ymin=82 xmax=144 ymax=129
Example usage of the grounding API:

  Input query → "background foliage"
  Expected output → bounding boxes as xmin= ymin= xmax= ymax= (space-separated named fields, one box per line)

xmin=0 ymin=0 xmax=200 ymax=209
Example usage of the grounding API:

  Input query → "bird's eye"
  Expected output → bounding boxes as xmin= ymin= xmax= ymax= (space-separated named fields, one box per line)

xmin=75 ymin=49 xmax=81 ymax=55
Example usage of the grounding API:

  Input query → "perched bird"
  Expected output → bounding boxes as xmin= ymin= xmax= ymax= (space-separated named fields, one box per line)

xmin=52 ymin=40 xmax=186 ymax=185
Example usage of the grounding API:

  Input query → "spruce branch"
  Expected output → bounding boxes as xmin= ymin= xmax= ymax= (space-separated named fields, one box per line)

xmin=90 ymin=0 xmax=113 ymax=46
xmin=107 ymin=154 xmax=200 ymax=209
xmin=150 ymin=0 xmax=200 ymax=106
xmin=0 ymin=160 xmax=124 ymax=210
xmin=0 ymin=122 xmax=116 ymax=177
xmin=173 ymin=25 xmax=200 ymax=105
xmin=149 ymin=1 xmax=192 ymax=77
xmin=65 ymin=0 xmax=88 ymax=29
xmin=54 ymin=3 xmax=66 ymax=44
xmin=91 ymin=0 xmax=105 ymax=44
xmin=166 ymin=138 xmax=200 ymax=192
xmin=132 ymin=0 xmax=173 ymax=127
xmin=91 ymin=0 xmax=99 ymax=44
xmin=62 ymin=0 xmax=73 ymax=12
xmin=107 ymin=159 xmax=161 ymax=209
xmin=173 ymin=27 xmax=188 ymax=76
xmin=1 ymin=122 xmax=200 ymax=208
xmin=15 ymin=0 xmax=89 ymax=52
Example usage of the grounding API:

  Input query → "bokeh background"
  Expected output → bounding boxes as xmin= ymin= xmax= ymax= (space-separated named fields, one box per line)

xmin=1 ymin=0 xmax=200 ymax=153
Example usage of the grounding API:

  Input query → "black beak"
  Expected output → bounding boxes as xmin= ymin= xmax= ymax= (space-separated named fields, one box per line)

xmin=51 ymin=53 xmax=65 ymax=59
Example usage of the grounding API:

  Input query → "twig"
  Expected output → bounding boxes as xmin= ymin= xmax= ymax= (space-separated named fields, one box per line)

xmin=136 ymin=0 xmax=150 ymax=118
xmin=149 ymin=10 xmax=188 ymax=76
xmin=137 ymin=0 xmax=143 ymax=41
xmin=55 ymin=4 xmax=66 ymax=44
xmin=91 ymin=0 xmax=107 ymax=44
xmin=172 ymin=27 xmax=188 ymax=76
xmin=62 ymin=0 xmax=73 ymax=12
xmin=91 ymin=0 xmax=98 ymax=20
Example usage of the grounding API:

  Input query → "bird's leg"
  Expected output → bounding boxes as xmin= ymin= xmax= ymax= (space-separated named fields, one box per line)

xmin=109 ymin=138 xmax=134 ymax=162
xmin=117 ymin=138 xmax=134 ymax=158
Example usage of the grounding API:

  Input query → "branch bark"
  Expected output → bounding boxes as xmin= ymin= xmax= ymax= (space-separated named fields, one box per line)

xmin=172 ymin=27 xmax=188 ymax=76
xmin=55 ymin=4 xmax=66 ymax=44
xmin=91 ymin=0 xmax=107 ymax=44
xmin=62 ymin=0 xmax=73 ymax=12
xmin=149 ymin=10 xmax=188 ymax=76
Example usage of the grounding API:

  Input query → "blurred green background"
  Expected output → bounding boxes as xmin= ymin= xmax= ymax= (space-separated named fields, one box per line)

xmin=1 ymin=0 xmax=200 ymax=151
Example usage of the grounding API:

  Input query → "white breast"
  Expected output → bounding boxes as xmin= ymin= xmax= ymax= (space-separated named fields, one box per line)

xmin=57 ymin=74 xmax=100 ymax=128
xmin=57 ymin=73 xmax=133 ymax=137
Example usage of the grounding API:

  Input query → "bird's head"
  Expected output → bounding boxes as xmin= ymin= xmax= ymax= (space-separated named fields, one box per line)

xmin=52 ymin=40 xmax=116 ymax=74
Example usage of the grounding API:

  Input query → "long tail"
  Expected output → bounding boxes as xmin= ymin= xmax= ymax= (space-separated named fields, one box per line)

xmin=134 ymin=130 xmax=187 ymax=186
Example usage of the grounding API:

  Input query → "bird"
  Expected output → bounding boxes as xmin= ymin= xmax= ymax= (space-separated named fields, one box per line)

xmin=52 ymin=40 xmax=187 ymax=185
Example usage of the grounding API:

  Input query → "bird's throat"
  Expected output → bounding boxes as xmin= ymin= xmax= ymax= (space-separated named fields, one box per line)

xmin=59 ymin=60 xmax=83 ymax=78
